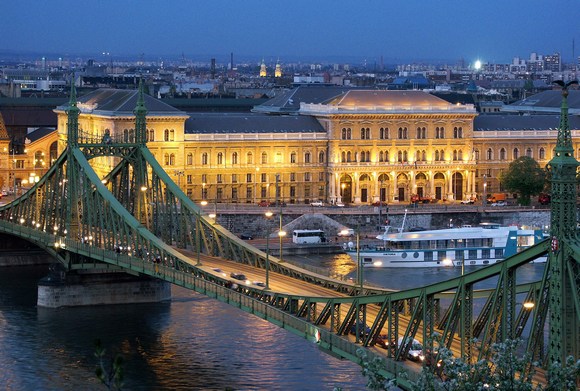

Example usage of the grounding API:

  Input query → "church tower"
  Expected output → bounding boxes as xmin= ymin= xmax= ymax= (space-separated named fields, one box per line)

xmin=259 ymin=59 xmax=267 ymax=77
xmin=275 ymin=59 xmax=282 ymax=78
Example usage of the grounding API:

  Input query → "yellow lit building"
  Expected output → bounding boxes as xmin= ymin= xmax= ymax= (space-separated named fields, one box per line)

xmin=7 ymin=87 xmax=578 ymax=205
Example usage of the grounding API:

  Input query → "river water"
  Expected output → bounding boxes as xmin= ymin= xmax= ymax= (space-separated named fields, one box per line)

xmin=0 ymin=256 xmax=545 ymax=390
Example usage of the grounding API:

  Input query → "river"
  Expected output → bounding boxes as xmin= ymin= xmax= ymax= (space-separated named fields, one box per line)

xmin=0 ymin=255 xmax=545 ymax=390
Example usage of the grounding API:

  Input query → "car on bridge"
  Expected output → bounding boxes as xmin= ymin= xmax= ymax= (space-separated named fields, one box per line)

xmin=373 ymin=334 xmax=396 ymax=350
xmin=230 ymin=272 xmax=247 ymax=281
xmin=349 ymin=321 xmax=371 ymax=337
xmin=310 ymin=200 xmax=324 ymax=207
xmin=398 ymin=337 xmax=425 ymax=362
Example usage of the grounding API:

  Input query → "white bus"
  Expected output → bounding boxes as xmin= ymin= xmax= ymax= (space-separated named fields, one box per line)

xmin=292 ymin=229 xmax=327 ymax=244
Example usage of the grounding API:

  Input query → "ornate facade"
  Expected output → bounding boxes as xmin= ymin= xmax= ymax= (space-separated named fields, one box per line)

xmin=5 ymin=87 xmax=578 ymax=205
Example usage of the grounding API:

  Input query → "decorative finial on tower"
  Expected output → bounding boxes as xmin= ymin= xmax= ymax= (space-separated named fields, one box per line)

xmin=553 ymin=80 xmax=578 ymax=153
xmin=134 ymin=77 xmax=148 ymax=145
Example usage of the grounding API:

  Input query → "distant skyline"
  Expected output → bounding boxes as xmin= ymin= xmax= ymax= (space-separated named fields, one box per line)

xmin=3 ymin=0 xmax=580 ymax=66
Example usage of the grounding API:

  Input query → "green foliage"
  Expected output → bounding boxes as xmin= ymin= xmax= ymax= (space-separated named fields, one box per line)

xmin=546 ymin=356 xmax=580 ymax=391
xmin=500 ymin=157 xmax=546 ymax=205
xmin=94 ymin=339 xmax=124 ymax=391
xmin=355 ymin=348 xmax=398 ymax=390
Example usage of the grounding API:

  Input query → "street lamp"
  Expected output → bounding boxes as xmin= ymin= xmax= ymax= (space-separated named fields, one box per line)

xmin=264 ymin=211 xmax=274 ymax=290
xmin=483 ymin=174 xmax=487 ymax=207
xmin=278 ymin=229 xmax=286 ymax=263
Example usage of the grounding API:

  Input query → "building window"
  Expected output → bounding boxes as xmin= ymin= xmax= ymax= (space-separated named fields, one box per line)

xmin=500 ymin=148 xmax=507 ymax=161
xmin=304 ymin=172 xmax=311 ymax=182
xmin=526 ymin=148 xmax=533 ymax=158
xmin=186 ymin=153 xmax=193 ymax=165
xmin=513 ymin=148 xmax=519 ymax=159
xmin=148 ymin=129 xmax=155 ymax=141
xmin=217 ymin=152 xmax=223 ymax=165
xmin=164 ymin=153 xmax=170 ymax=165
xmin=261 ymin=152 xmax=268 ymax=164
xmin=360 ymin=127 xmax=370 ymax=139
xmin=453 ymin=127 xmax=463 ymax=138
xmin=217 ymin=174 xmax=223 ymax=183
xmin=398 ymin=127 xmax=408 ymax=139
xmin=474 ymin=149 xmax=480 ymax=160
xmin=318 ymin=151 xmax=325 ymax=163
xmin=539 ymin=147 xmax=545 ymax=159
xmin=436 ymin=127 xmax=445 ymax=139
xmin=261 ymin=186 xmax=267 ymax=198
xmin=380 ymin=127 xmax=389 ymax=139
xmin=416 ymin=127 xmax=426 ymax=139
xmin=318 ymin=186 xmax=324 ymax=197
xmin=318 ymin=172 xmax=325 ymax=181
xmin=246 ymin=187 xmax=252 ymax=201
xmin=290 ymin=152 xmax=297 ymax=163
xmin=187 ymin=175 xmax=192 ymax=184
xmin=232 ymin=152 xmax=238 ymax=165
xmin=341 ymin=127 xmax=352 ymax=140
xmin=305 ymin=152 xmax=311 ymax=163
xmin=202 ymin=174 xmax=207 ymax=183
xmin=304 ymin=186 xmax=311 ymax=198
xmin=164 ymin=129 xmax=170 ymax=141
xmin=216 ymin=187 xmax=223 ymax=201
xmin=246 ymin=173 xmax=252 ymax=183
xmin=232 ymin=188 xmax=238 ymax=200
xmin=232 ymin=174 xmax=237 ymax=183
xmin=261 ymin=173 xmax=267 ymax=182
xmin=202 ymin=153 xmax=208 ymax=165
xmin=169 ymin=153 xmax=175 ymax=166
xmin=290 ymin=172 xmax=295 ymax=182
xmin=247 ymin=152 xmax=253 ymax=164
xmin=290 ymin=186 xmax=296 ymax=197
xmin=486 ymin=148 xmax=493 ymax=160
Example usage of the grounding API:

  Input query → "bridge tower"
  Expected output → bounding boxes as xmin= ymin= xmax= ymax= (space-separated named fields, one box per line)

xmin=546 ymin=81 xmax=580 ymax=366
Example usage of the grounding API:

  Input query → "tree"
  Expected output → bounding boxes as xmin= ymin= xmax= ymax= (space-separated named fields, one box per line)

xmin=94 ymin=339 xmax=124 ymax=391
xmin=500 ymin=156 xmax=546 ymax=205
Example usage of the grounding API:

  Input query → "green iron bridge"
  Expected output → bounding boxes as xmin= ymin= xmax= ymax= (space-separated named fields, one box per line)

xmin=0 ymin=81 xmax=578 ymax=388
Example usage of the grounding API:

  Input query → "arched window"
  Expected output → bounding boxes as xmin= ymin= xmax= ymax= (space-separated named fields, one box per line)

xmin=164 ymin=129 xmax=170 ymax=141
xmin=435 ymin=150 xmax=440 ymax=161
xmin=347 ymin=151 xmax=352 ymax=162
xmin=123 ymin=129 xmax=129 ymax=142
xmin=217 ymin=152 xmax=223 ymax=165
xmin=202 ymin=153 xmax=208 ymax=165
xmin=360 ymin=127 xmax=370 ymax=139
xmin=458 ymin=150 xmax=463 ymax=160
xmin=261 ymin=152 xmax=268 ymax=164
xmin=34 ymin=150 xmax=44 ymax=168
xmin=169 ymin=153 xmax=175 ymax=166
xmin=232 ymin=152 xmax=238 ymax=165
xmin=453 ymin=150 xmax=458 ymax=161
xmin=186 ymin=153 xmax=193 ymax=165
xmin=380 ymin=127 xmax=389 ymax=139
xmin=436 ymin=127 xmax=445 ymax=139
xmin=398 ymin=127 xmax=408 ymax=139
xmin=341 ymin=127 xmax=352 ymax=140
xmin=164 ymin=153 xmax=170 ymax=165
xmin=500 ymin=148 xmax=507 ymax=161
xmin=513 ymin=148 xmax=519 ymax=160
xmin=440 ymin=150 xmax=445 ymax=161
xmin=487 ymin=148 xmax=493 ymax=160
xmin=539 ymin=147 xmax=545 ymax=160
xmin=526 ymin=148 xmax=533 ymax=158
xmin=474 ymin=149 xmax=480 ymax=160
xmin=416 ymin=127 xmax=426 ymax=139
xmin=318 ymin=151 xmax=325 ymax=163
xmin=453 ymin=127 xmax=463 ymax=139
xmin=148 ymin=129 xmax=154 ymax=142
xmin=398 ymin=151 xmax=403 ymax=162
xmin=304 ymin=152 xmax=311 ymax=163
xmin=341 ymin=151 xmax=346 ymax=163
xmin=247 ymin=152 xmax=253 ymax=164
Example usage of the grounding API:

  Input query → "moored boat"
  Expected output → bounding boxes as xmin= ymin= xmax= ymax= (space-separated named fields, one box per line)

xmin=346 ymin=222 xmax=547 ymax=268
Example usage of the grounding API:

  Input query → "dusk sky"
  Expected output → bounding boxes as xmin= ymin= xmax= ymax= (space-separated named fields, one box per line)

xmin=3 ymin=0 xmax=580 ymax=65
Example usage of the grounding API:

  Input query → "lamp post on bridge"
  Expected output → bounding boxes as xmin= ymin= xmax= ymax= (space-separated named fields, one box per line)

xmin=264 ymin=210 xmax=273 ymax=290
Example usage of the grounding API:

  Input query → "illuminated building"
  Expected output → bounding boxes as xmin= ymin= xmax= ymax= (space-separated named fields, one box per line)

xmin=7 ymin=87 xmax=578 ymax=206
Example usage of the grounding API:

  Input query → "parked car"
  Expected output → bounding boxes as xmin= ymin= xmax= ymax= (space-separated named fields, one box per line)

xmin=538 ymin=193 xmax=551 ymax=205
xmin=257 ymin=200 xmax=270 ymax=207
xmin=491 ymin=201 xmax=507 ymax=207
xmin=397 ymin=337 xmax=424 ymax=362
xmin=460 ymin=197 xmax=476 ymax=204
xmin=310 ymin=200 xmax=324 ymax=207
xmin=240 ymin=234 xmax=253 ymax=240
xmin=253 ymin=281 xmax=266 ymax=287
xmin=230 ymin=272 xmax=247 ymax=281
xmin=334 ymin=201 xmax=345 ymax=207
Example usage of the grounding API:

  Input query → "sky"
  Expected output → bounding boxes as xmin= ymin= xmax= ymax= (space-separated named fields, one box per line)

xmin=3 ymin=0 xmax=580 ymax=65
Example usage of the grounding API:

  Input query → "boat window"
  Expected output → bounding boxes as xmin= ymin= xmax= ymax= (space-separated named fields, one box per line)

xmin=456 ymin=239 xmax=465 ymax=248
xmin=455 ymin=250 xmax=464 ymax=260
xmin=401 ymin=252 xmax=408 ymax=259
xmin=424 ymin=252 xmax=433 ymax=261
xmin=437 ymin=251 xmax=446 ymax=261
xmin=495 ymin=249 xmax=504 ymax=258
xmin=413 ymin=252 xmax=419 ymax=258
xmin=482 ymin=249 xmax=490 ymax=259
xmin=436 ymin=240 xmax=446 ymax=249
xmin=468 ymin=250 xmax=477 ymax=259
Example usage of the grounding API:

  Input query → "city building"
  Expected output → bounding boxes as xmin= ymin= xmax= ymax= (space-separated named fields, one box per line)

xmin=3 ymin=86 xmax=580 ymax=205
